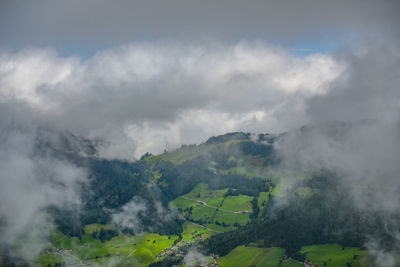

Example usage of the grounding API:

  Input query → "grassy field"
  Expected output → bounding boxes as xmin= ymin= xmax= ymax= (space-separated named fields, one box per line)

xmin=38 ymin=229 xmax=177 ymax=266
xmin=170 ymin=183 xmax=253 ymax=226
xmin=146 ymin=144 xmax=214 ymax=165
xmin=213 ymin=212 xmax=250 ymax=225
xmin=169 ymin=196 xmax=198 ymax=210
xmin=185 ymin=183 xmax=227 ymax=200
xmin=213 ymin=195 xmax=252 ymax=225
xmin=105 ymin=233 xmax=176 ymax=265
xmin=41 ymin=237 xmax=374 ymax=267
xmin=181 ymin=222 xmax=212 ymax=241
xmin=217 ymin=243 xmax=373 ymax=267
xmin=221 ymin=195 xmax=252 ymax=211
xmin=256 ymin=247 xmax=291 ymax=267
xmin=205 ymin=196 xmax=225 ymax=207
xmin=190 ymin=205 xmax=217 ymax=221
xmin=84 ymin=223 xmax=116 ymax=235
xmin=218 ymin=246 xmax=287 ymax=267
xmin=300 ymin=243 xmax=371 ymax=267
xmin=224 ymin=155 xmax=271 ymax=178
xmin=206 ymin=223 xmax=235 ymax=232
xmin=170 ymin=183 xmax=227 ymax=209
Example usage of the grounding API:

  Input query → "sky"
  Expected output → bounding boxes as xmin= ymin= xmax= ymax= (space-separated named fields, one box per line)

xmin=1 ymin=0 xmax=398 ymax=57
xmin=1 ymin=1 xmax=400 ymax=264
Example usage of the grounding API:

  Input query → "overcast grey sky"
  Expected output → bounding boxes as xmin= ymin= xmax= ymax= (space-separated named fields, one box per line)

xmin=0 ymin=0 xmax=399 ymax=56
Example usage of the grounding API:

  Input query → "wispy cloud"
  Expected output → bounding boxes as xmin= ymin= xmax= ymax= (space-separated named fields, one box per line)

xmin=0 ymin=109 xmax=87 ymax=260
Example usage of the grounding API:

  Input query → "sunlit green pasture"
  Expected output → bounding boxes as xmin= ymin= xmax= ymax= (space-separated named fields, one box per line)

xmin=38 ymin=229 xmax=177 ymax=266
xmin=300 ymin=243 xmax=372 ymax=267
xmin=170 ymin=183 xmax=254 ymax=226
xmin=218 ymin=246 xmax=287 ymax=267
xmin=84 ymin=223 xmax=116 ymax=235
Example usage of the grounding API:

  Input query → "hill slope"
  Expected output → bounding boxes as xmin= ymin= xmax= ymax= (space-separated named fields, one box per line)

xmin=2 ymin=130 xmax=399 ymax=267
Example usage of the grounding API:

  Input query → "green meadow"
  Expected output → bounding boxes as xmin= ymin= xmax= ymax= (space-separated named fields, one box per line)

xmin=170 ymin=183 xmax=255 ymax=227
xmin=84 ymin=223 xmax=116 ymax=235
xmin=218 ymin=246 xmax=290 ymax=267
xmin=300 ymin=243 xmax=372 ymax=267
xmin=38 ymin=229 xmax=177 ymax=266
xmin=217 ymin=243 xmax=373 ymax=267
xmin=181 ymin=222 xmax=211 ymax=241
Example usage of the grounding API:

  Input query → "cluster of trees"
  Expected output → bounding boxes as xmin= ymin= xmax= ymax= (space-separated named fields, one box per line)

xmin=155 ymin=156 xmax=272 ymax=204
xmin=91 ymin=228 xmax=118 ymax=242
xmin=208 ymin=174 xmax=271 ymax=197
xmin=224 ymin=188 xmax=239 ymax=197
xmin=53 ymin=158 xmax=184 ymax=238
xmin=249 ymin=197 xmax=259 ymax=220
xmin=51 ymin=131 xmax=280 ymax=239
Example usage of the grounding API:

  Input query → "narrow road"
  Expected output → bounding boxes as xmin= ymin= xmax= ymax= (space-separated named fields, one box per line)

xmin=127 ymin=248 xmax=136 ymax=258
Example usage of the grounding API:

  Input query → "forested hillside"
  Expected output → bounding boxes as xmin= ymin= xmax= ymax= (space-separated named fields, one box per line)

xmin=2 ymin=130 xmax=399 ymax=267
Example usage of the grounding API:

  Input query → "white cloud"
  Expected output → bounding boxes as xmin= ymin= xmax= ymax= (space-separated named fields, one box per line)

xmin=0 ymin=41 xmax=344 ymax=159
xmin=111 ymin=197 xmax=147 ymax=232
xmin=183 ymin=248 xmax=208 ymax=267
xmin=0 ymin=47 xmax=79 ymax=108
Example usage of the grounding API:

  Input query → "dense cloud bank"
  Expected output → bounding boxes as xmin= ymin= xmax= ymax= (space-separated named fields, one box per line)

xmin=275 ymin=40 xmax=400 ymax=265
xmin=278 ymin=40 xmax=400 ymax=212
xmin=0 ymin=41 xmax=343 ymax=158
